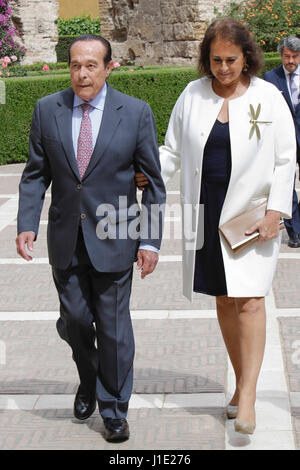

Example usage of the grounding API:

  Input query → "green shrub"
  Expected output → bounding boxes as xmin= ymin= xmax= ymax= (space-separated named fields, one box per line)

xmin=0 ymin=76 xmax=71 ymax=164
xmin=0 ymin=58 xmax=285 ymax=164
xmin=214 ymin=0 xmax=300 ymax=52
xmin=56 ymin=36 xmax=75 ymax=63
xmin=109 ymin=68 xmax=198 ymax=147
xmin=6 ymin=65 xmax=28 ymax=77
xmin=6 ymin=62 xmax=69 ymax=78
xmin=264 ymin=52 xmax=281 ymax=58
xmin=263 ymin=56 xmax=282 ymax=70
xmin=0 ymin=69 xmax=196 ymax=164
xmin=27 ymin=70 xmax=70 ymax=77
xmin=55 ymin=15 xmax=101 ymax=62
xmin=57 ymin=15 xmax=101 ymax=36
xmin=18 ymin=62 xmax=69 ymax=72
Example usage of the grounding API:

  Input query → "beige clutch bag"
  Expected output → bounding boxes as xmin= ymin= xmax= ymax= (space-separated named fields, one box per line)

xmin=218 ymin=202 xmax=285 ymax=254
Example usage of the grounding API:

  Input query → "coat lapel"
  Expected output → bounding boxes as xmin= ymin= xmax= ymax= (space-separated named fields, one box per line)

xmin=55 ymin=88 xmax=81 ymax=181
xmin=54 ymin=85 xmax=122 ymax=181
xmin=82 ymin=84 xmax=122 ymax=180
xmin=277 ymin=66 xmax=295 ymax=116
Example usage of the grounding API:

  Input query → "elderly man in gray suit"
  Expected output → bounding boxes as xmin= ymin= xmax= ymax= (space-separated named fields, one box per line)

xmin=16 ymin=35 xmax=166 ymax=442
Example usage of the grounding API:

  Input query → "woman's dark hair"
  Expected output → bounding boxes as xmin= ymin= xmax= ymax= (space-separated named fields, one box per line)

xmin=198 ymin=17 xmax=264 ymax=77
xmin=68 ymin=34 xmax=112 ymax=67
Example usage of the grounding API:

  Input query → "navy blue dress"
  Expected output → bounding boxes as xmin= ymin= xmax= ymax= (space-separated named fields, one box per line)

xmin=193 ymin=119 xmax=232 ymax=296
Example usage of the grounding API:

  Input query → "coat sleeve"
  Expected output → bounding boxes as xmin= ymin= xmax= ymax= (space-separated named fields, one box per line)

xmin=17 ymin=100 xmax=52 ymax=238
xmin=159 ymin=87 xmax=186 ymax=185
xmin=133 ymin=102 xmax=166 ymax=249
xmin=266 ymin=87 xmax=296 ymax=219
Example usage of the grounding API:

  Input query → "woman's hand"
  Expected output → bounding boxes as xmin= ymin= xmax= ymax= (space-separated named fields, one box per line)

xmin=135 ymin=171 xmax=149 ymax=191
xmin=245 ymin=210 xmax=281 ymax=243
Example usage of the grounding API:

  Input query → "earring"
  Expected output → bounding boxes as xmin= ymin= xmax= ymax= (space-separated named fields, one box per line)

xmin=243 ymin=63 xmax=249 ymax=72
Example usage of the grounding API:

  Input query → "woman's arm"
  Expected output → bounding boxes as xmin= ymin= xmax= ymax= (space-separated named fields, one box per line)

xmin=267 ymin=87 xmax=296 ymax=219
xmin=246 ymin=87 xmax=296 ymax=242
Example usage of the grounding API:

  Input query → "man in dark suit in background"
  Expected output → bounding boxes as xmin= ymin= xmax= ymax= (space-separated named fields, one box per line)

xmin=264 ymin=36 xmax=300 ymax=248
xmin=16 ymin=35 xmax=166 ymax=442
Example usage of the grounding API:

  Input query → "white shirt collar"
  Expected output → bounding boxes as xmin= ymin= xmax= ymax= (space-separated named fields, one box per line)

xmin=73 ymin=82 xmax=107 ymax=110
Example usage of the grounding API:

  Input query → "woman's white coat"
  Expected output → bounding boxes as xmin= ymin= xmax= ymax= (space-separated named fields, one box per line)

xmin=160 ymin=76 xmax=296 ymax=299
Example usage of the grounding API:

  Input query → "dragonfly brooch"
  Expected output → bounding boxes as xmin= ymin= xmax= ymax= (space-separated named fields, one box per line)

xmin=249 ymin=104 xmax=272 ymax=141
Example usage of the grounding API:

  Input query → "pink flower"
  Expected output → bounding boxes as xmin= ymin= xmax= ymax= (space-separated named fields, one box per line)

xmin=11 ymin=55 xmax=18 ymax=62
xmin=3 ymin=56 xmax=11 ymax=64
xmin=2 ymin=62 xmax=8 ymax=68
xmin=112 ymin=61 xmax=121 ymax=69
xmin=5 ymin=71 xmax=9 ymax=77
xmin=129 ymin=68 xmax=135 ymax=72
xmin=43 ymin=64 xmax=50 ymax=71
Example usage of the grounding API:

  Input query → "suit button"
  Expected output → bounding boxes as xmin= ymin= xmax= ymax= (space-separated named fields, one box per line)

xmin=80 ymin=213 xmax=86 ymax=220
xmin=77 ymin=184 xmax=82 ymax=190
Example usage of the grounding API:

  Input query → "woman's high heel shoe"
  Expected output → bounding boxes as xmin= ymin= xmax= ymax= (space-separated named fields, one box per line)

xmin=226 ymin=404 xmax=238 ymax=419
xmin=234 ymin=418 xmax=256 ymax=435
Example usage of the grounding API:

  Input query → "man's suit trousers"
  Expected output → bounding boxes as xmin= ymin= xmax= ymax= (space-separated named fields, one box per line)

xmin=284 ymin=176 xmax=300 ymax=238
xmin=52 ymin=227 xmax=134 ymax=419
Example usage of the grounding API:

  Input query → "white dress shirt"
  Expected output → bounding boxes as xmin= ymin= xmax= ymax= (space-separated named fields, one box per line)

xmin=72 ymin=83 xmax=107 ymax=157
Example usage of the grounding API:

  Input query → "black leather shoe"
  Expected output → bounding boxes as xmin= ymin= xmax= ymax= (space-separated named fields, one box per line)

xmin=103 ymin=418 xmax=130 ymax=442
xmin=288 ymin=234 xmax=300 ymax=248
xmin=73 ymin=386 xmax=96 ymax=420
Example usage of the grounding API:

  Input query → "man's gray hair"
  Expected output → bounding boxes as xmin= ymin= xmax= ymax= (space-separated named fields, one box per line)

xmin=278 ymin=36 xmax=300 ymax=55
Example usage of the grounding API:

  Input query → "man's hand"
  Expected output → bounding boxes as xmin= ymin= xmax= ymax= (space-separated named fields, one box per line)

xmin=136 ymin=249 xmax=158 ymax=279
xmin=16 ymin=231 xmax=35 ymax=261
xmin=135 ymin=171 xmax=149 ymax=191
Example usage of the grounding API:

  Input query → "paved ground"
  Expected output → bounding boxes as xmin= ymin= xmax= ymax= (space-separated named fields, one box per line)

xmin=0 ymin=163 xmax=299 ymax=450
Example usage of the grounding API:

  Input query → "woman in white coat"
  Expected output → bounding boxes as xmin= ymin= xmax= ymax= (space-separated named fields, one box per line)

xmin=137 ymin=18 xmax=296 ymax=434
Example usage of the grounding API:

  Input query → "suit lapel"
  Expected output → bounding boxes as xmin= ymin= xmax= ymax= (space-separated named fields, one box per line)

xmin=55 ymin=88 xmax=81 ymax=181
xmin=82 ymin=84 xmax=122 ymax=180
xmin=54 ymin=85 xmax=122 ymax=181
xmin=277 ymin=66 xmax=295 ymax=116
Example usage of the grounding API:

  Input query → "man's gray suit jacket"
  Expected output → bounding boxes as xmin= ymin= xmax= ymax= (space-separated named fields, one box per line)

xmin=17 ymin=84 xmax=166 ymax=272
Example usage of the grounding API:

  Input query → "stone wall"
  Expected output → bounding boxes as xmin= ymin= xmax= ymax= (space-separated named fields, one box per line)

xmin=11 ymin=0 xmax=59 ymax=65
xmin=9 ymin=0 xmax=242 ymax=66
xmin=99 ymin=0 xmax=243 ymax=65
